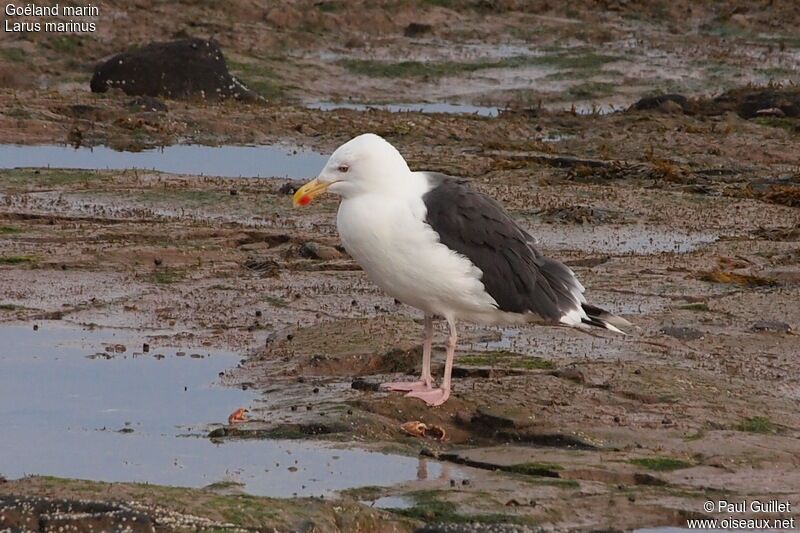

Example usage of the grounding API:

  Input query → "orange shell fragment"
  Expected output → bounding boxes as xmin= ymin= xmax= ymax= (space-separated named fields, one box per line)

xmin=401 ymin=421 xmax=447 ymax=441
xmin=228 ymin=407 xmax=249 ymax=424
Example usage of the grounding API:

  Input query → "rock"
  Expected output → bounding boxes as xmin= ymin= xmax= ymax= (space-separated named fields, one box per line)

xmin=299 ymin=241 xmax=343 ymax=260
xmin=713 ymin=87 xmax=800 ymax=119
xmin=91 ymin=38 xmax=260 ymax=102
xmin=751 ymin=320 xmax=792 ymax=333
xmin=278 ymin=182 xmax=298 ymax=195
xmin=404 ymin=22 xmax=433 ymax=37
xmin=660 ymin=325 xmax=704 ymax=341
xmin=631 ymin=94 xmax=689 ymax=113
xmin=351 ymin=378 xmax=380 ymax=391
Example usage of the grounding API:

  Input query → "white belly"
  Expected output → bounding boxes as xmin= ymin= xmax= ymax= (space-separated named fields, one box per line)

xmin=336 ymin=194 xmax=499 ymax=322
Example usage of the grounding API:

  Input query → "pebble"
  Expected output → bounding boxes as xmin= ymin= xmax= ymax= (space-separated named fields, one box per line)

xmin=751 ymin=320 xmax=791 ymax=333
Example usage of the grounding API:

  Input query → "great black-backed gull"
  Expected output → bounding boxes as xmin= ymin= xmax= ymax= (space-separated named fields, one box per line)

xmin=293 ymin=133 xmax=630 ymax=406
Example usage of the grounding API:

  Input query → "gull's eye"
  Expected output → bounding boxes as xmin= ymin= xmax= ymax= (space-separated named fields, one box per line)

xmin=337 ymin=164 xmax=349 ymax=173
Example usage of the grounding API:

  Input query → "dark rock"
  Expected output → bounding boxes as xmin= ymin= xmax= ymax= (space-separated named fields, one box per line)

xmin=0 ymin=496 xmax=156 ymax=532
xmin=278 ymin=182 xmax=298 ymax=195
xmin=91 ymin=38 xmax=260 ymax=102
xmin=632 ymin=94 xmax=689 ymax=113
xmin=126 ymin=95 xmax=168 ymax=112
xmin=404 ymin=22 xmax=433 ymax=37
xmin=208 ymin=427 xmax=227 ymax=438
xmin=632 ymin=473 xmax=667 ymax=486
xmin=714 ymin=87 xmax=800 ymax=118
xmin=351 ymin=378 xmax=381 ymax=391
xmin=299 ymin=241 xmax=343 ymax=260
xmin=751 ymin=320 xmax=792 ymax=333
xmin=660 ymin=325 xmax=704 ymax=341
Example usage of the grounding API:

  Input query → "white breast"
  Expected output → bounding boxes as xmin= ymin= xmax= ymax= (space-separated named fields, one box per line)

xmin=336 ymin=192 xmax=498 ymax=322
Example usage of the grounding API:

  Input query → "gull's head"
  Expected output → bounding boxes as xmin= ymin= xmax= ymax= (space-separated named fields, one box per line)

xmin=293 ymin=133 xmax=410 ymax=206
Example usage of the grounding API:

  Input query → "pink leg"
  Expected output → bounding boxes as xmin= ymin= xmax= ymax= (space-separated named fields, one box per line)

xmin=381 ymin=314 xmax=434 ymax=392
xmin=406 ymin=319 xmax=456 ymax=406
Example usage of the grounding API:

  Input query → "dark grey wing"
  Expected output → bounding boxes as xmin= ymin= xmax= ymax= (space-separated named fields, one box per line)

xmin=421 ymin=174 xmax=584 ymax=322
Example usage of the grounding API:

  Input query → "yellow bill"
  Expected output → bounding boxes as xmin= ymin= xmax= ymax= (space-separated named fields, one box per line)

xmin=292 ymin=178 xmax=329 ymax=207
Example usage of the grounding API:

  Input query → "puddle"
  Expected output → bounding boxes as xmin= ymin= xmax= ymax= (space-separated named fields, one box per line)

xmin=0 ymin=322 xmax=459 ymax=497
xmin=0 ymin=144 xmax=328 ymax=179
xmin=532 ymin=224 xmax=718 ymax=255
xmin=307 ymin=101 xmax=500 ymax=117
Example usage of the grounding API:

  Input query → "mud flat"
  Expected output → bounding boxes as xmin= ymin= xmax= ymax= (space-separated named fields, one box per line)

xmin=1 ymin=1 xmax=799 ymax=531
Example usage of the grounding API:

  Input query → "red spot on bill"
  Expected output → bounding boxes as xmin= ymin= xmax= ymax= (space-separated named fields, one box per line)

xmin=298 ymin=194 xmax=311 ymax=206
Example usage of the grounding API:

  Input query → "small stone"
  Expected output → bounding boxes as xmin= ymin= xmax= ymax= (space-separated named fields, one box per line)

xmin=751 ymin=320 xmax=791 ymax=333
xmin=351 ymin=378 xmax=380 ymax=392
xmin=404 ymin=22 xmax=433 ymax=37
xmin=299 ymin=241 xmax=343 ymax=261
xmin=278 ymin=182 xmax=297 ymax=195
